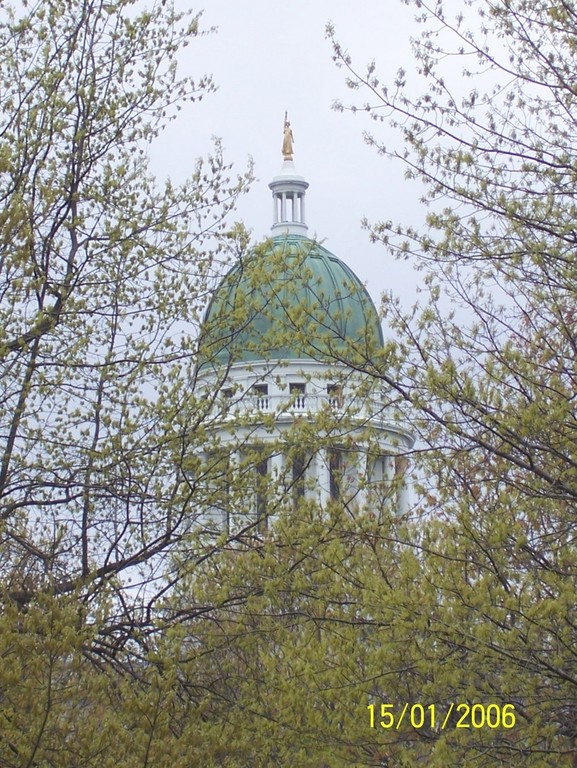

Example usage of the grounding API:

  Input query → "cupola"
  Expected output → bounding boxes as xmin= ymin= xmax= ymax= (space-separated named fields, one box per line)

xmin=269 ymin=114 xmax=309 ymax=236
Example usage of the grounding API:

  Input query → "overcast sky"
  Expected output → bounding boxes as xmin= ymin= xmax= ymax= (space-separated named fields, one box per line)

xmin=150 ymin=1 xmax=429 ymax=315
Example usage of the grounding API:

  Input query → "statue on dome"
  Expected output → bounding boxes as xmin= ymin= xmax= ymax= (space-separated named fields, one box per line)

xmin=282 ymin=112 xmax=294 ymax=160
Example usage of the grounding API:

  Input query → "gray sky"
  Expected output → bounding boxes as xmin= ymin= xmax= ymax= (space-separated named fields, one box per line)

xmin=150 ymin=1 xmax=427 ymax=314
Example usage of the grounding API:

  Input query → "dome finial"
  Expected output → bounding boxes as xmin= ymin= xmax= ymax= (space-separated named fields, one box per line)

xmin=282 ymin=111 xmax=294 ymax=161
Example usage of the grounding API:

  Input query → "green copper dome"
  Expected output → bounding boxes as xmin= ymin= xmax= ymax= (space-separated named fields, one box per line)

xmin=198 ymin=235 xmax=384 ymax=368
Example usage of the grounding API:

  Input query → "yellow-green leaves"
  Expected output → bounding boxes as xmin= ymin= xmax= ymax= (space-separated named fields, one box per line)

xmin=0 ymin=0 xmax=252 ymax=692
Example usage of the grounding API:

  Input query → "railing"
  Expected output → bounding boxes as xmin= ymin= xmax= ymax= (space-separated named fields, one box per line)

xmin=248 ymin=393 xmax=325 ymax=413
xmin=219 ymin=392 xmax=396 ymax=425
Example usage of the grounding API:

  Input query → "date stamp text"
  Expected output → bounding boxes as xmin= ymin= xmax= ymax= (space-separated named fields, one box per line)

xmin=367 ymin=703 xmax=516 ymax=730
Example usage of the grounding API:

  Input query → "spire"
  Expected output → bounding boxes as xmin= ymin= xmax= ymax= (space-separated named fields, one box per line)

xmin=269 ymin=113 xmax=309 ymax=236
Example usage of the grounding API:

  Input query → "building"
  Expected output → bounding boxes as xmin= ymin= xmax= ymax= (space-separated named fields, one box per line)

xmin=194 ymin=125 xmax=414 ymax=534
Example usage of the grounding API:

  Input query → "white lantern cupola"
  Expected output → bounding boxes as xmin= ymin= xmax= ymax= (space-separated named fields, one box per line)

xmin=269 ymin=113 xmax=309 ymax=236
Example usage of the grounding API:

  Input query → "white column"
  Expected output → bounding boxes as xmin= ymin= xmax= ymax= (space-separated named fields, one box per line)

xmin=396 ymin=457 xmax=411 ymax=517
xmin=269 ymin=452 xmax=284 ymax=526
xmin=316 ymin=449 xmax=330 ymax=507
xmin=356 ymin=450 xmax=370 ymax=511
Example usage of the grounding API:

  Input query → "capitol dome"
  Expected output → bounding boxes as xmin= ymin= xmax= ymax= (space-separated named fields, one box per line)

xmin=199 ymin=233 xmax=384 ymax=369
xmin=193 ymin=118 xmax=414 ymax=529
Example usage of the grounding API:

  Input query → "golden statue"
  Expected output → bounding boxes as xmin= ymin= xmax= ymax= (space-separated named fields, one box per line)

xmin=282 ymin=112 xmax=294 ymax=160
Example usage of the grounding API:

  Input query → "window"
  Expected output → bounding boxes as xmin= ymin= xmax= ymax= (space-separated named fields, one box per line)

xmin=221 ymin=388 xmax=234 ymax=410
xmin=395 ymin=455 xmax=408 ymax=479
xmin=327 ymin=383 xmax=343 ymax=408
xmin=369 ymin=455 xmax=391 ymax=485
xmin=289 ymin=382 xmax=306 ymax=409
xmin=251 ymin=383 xmax=269 ymax=410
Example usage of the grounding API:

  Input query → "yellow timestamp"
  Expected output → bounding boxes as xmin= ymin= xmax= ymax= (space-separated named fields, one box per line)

xmin=368 ymin=703 xmax=516 ymax=730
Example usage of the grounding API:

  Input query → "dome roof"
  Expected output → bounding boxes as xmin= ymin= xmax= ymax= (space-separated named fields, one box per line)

xmin=198 ymin=234 xmax=384 ymax=369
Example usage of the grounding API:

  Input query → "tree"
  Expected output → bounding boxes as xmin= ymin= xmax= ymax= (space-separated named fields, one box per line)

xmin=0 ymin=0 xmax=252 ymax=664
xmin=168 ymin=498 xmax=428 ymax=768
xmin=324 ymin=0 xmax=577 ymax=764
xmin=0 ymin=580 xmax=225 ymax=768
xmin=0 ymin=5 xmax=418 ymax=760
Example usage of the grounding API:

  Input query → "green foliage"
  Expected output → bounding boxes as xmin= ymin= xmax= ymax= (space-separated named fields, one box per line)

xmin=12 ymin=0 xmax=577 ymax=765
xmin=324 ymin=0 xmax=577 ymax=764
xmin=170 ymin=505 xmax=423 ymax=768
xmin=0 ymin=0 xmax=252 ymax=657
